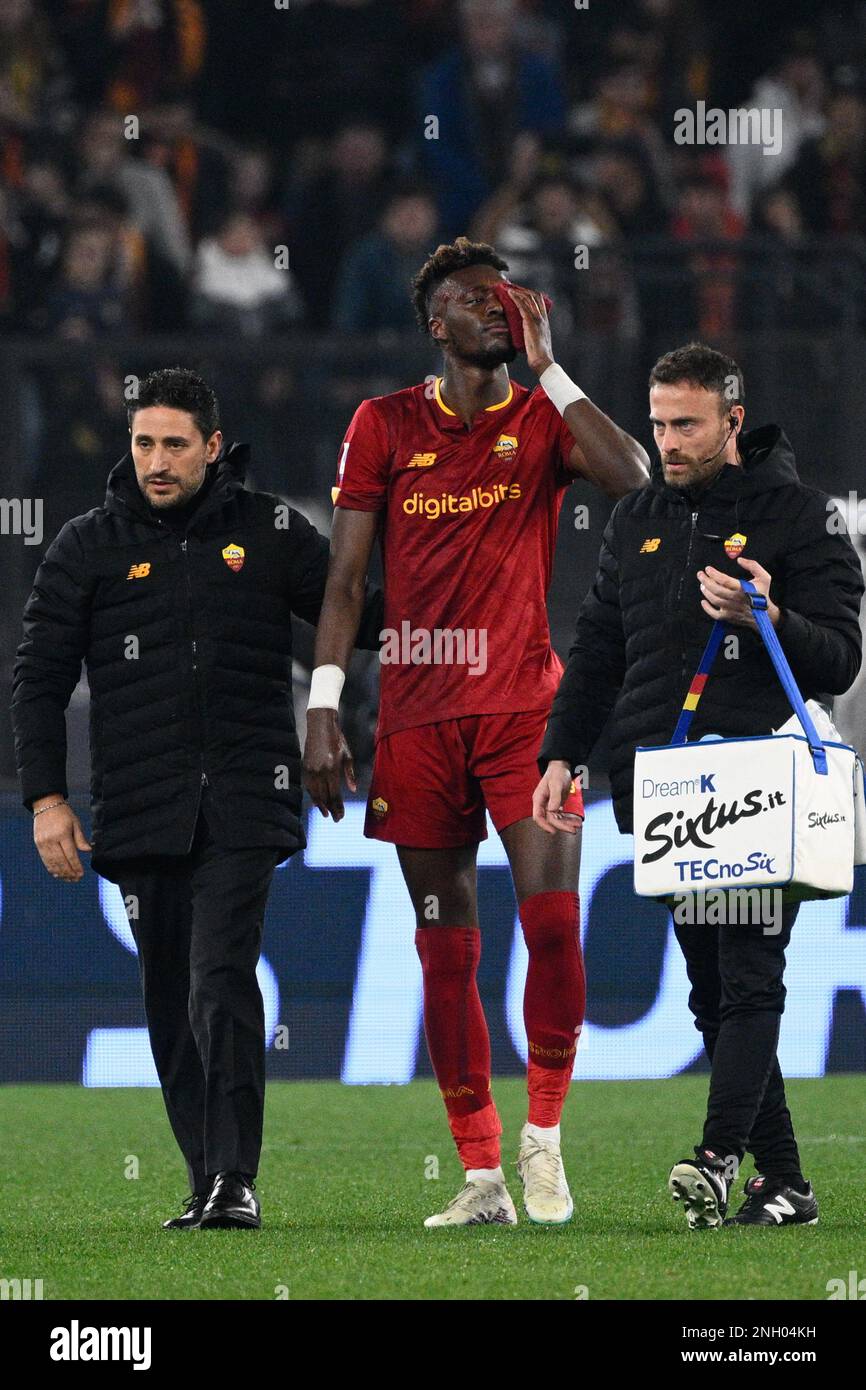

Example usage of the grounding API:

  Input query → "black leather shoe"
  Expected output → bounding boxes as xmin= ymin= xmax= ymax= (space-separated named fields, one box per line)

xmin=162 ymin=1190 xmax=210 ymax=1230
xmin=198 ymin=1172 xmax=261 ymax=1229
xmin=724 ymin=1176 xmax=819 ymax=1226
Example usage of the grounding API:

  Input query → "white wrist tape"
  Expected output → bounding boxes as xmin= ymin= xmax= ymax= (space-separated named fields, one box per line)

xmin=308 ymin=664 xmax=345 ymax=711
xmin=539 ymin=362 xmax=586 ymax=415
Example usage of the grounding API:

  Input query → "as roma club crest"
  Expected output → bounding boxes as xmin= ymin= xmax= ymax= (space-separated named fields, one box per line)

xmin=221 ymin=542 xmax=245 ymax=572
xmin=723 ymin=532 xmax=747 ymax=559
xmin=492 ymin=434 xmax=518 ymax=460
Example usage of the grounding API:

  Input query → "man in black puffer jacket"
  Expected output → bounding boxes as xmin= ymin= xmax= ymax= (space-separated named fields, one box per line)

xmin=12 ymin=367 xmax=382 ymax=1232
xmin=534 ymin=342 xmax=863 ymax=1231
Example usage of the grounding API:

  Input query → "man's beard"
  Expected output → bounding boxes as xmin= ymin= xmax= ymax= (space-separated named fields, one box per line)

xmin=139 ymin=471 xmax=206 ymax=509
xmin=456 ymin=341 xmax=518 ymax=370
xmin=662 ymin=446 xmax=727 ymax=493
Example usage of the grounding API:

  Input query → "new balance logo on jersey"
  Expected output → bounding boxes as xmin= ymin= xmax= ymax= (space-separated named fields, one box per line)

xmin=126 ymin=563 xmax=151 ymax=580
xmin=407 ymin=452 xmax=437 ymax=468
xmin=640 ymin=537 xmax=661 ymax=553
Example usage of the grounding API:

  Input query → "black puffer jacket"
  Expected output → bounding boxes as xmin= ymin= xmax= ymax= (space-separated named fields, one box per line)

xmin=540 ymin=425 xmax=864 ymax=832
xmin=12 ymin=444 xmax=382 ymax=877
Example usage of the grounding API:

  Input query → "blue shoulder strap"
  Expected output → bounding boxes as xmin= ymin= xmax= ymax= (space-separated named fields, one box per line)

xmin=670 ymin=578 xmax=828 ymax=774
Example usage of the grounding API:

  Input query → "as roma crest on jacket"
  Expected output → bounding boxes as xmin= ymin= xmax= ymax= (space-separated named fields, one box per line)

xmin=221 ymin=542 xmax=245 ymax=572
xmin=723 ymin=532 xmax=747 ymax=559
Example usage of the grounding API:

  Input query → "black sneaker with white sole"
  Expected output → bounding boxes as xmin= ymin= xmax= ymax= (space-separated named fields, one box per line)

xmin=724 ymin=1175 xmax=818 ymax=1227
xmin=668 ymin=1149 xmax=729 ymax=1229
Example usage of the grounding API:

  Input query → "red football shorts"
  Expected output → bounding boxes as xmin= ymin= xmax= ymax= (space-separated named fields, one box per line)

xmin=364 ymin=709 xmax=585 ymax=847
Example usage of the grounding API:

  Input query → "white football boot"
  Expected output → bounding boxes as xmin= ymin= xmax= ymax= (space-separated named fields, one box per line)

xmin=517 ymin=1124 xmax=574 ymax=1225
xmin=423 ymin=1177 xmax=518 ymax=1228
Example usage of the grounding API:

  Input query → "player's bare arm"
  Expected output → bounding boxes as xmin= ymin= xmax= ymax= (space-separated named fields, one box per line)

xmin=302 ymin=507 xmax=379 ymax=822
xmin=506 ymin=285 xmax=650 ymax=500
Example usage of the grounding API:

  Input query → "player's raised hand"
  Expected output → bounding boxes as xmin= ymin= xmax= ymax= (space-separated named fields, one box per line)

xmin=506 ymin=285 xmax=554 ymax=376
xmin=532 ymin=761 xmax=580 ymax=835
xmin=303 ymin=707 xmax=357 ymax=822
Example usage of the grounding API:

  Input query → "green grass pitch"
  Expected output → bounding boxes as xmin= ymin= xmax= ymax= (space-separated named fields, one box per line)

xmin=2 ymin=1076 xmax=864 ymax=1300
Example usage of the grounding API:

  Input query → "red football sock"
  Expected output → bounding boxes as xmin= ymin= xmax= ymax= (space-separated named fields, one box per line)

xmin=415 ymin=926 xmax=502 ymax=1171
xmin=520 ymin=891 xmax=585 ymax=1127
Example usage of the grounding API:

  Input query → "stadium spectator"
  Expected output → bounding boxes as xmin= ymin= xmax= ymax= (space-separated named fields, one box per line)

xmin=626 ymin=166 xmax=745 ymax=343
xmin=76 ymin=108 xmax=192 ymax=276
xmin=42 ymin=217 xmax=133 ymax=338
xmin=569 ymin=60 xmax=675 ymax=212
xmin=228 ymin=145 xmax=284 ymax=245
xmin=139 ymin=98 xmax=233 ymax=243
xmin=332 ymin=187 xmax=438 ymax=334
xmin=0 ymin=0 xmax=70 ymax=137
xmin=57 ymin=0 xmax=207 ymax=113
xmin=556 ymin=0 xmax=712 ymax=120
xmin=738 ymin=185 xmax=861 ymax=331
xmin=469 ymin=129 xmax=546 ymax=244
xmin=591 ymin=142 xmax=670 ymax=240
xmin=474 ymin=170 xmax=633 ymax=336
xmin=670 ymin=168 xmax=747 ymax=339
xmin=31 ymin=356 xmax=131 ymax=547
xmin=725 ymin=41 xmax=827 ymax=219
xmin=418 ymin=0 xmax=566 ymax=235
xmin=0 ymin=154 xmax=71 ymax=328
xmin=788 ymin=86 xmax=866 ymax=236
xmin=191 ymin=210 xmax=300 ymax=337
xmin=289 ymin=119 xmax=393 ymax=328
xmin=0 ymin=183 xmax=22 ymax=328
xmin=287 ymin=0 xmax=411 ymax=141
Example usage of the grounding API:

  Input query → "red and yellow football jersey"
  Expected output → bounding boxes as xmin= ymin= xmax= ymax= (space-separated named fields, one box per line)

xmin=333 ymin=376 xmax=576 ymax=739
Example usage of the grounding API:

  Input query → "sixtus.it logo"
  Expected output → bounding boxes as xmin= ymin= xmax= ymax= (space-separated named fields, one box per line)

xmin=640 ymin=786 xmax=786 ymax=864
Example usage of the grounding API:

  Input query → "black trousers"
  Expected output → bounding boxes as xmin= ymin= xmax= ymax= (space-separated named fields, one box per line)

xmin=673 ymin=900 xmax=803 ymax=1182
xmin=117 ymin=792 xmax=281 ymax=1193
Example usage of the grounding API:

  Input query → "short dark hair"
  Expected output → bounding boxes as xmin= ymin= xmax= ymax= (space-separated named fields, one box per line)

xmin=411 ymin=235 xmax=508 ymax=332
xmin=128 ymin=367 xmax=220 ymax=439
xmin=649 ymin=341 xmax=745 ymax=410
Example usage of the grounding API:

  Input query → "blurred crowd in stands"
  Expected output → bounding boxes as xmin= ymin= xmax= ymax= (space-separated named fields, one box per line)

xmin=2 ymin=0 xmax=866 ymax=346
xmin=3 ymin=0 xmax=866 ymax=783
